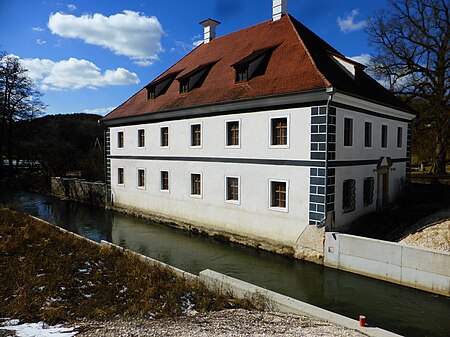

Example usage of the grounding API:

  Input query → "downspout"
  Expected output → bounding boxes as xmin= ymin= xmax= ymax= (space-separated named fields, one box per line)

xmin=317 ymin=86 xmax=335 ymax=229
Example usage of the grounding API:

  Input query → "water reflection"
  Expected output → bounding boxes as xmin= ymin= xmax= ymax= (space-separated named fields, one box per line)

xmin=1 ymin=190 xmax=449 ymax=337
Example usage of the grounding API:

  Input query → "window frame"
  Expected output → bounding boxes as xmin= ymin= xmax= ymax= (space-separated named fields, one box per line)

xmin=160 ymin=125 xmax=170 ymax=148
xmin=190 ymin=172 xmax=202 ymax=198
xmin=381 ymin=124 xmax=388 ymax=148
xmin=117 ymin=131 xmax=124 ymax=149
xmin=225 ymin=119 xmax=241 ymax=148
xmin=117 ymin=167 xmax=124 ymax=186
xmin=224 ymin=175 xmax=240 ymax=204
xmin=268 ymin=179 xmax=289 ymax=212
xmin=364 ymin=121 xmax=372 ymax=148
xmin=160 ymin=170 xmax=170 ymax=193
xmin=342 ymin=179 xmax=356 ymax=213
xmin=269 ymin=115 xmax=290 ymax=148
xmin=190 ymin=123 xmax=202 ymax=148
xmin=397 ymin=126 xmax=403 ymax=148
xmin=138 ymin=129 xmax=145 ymax=148
xmin=343 ymin=117 xmax=353 ymax=147
xmin=137 ymin=168 xmax=146 ymax=190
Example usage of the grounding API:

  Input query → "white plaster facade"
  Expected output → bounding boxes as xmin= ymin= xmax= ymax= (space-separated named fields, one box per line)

xmin=109 ymin=107 xmax=312 ymax=246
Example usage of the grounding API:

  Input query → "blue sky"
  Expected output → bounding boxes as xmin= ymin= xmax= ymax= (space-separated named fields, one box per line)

xmin=0 ymin=0 xmax=389 ymax=116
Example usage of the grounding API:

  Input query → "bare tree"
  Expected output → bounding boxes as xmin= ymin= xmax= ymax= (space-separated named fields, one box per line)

xmin=367 ymin=0 xmax=449 ymax=174
xmin=0 ymin=53 xmax=45 ymax=178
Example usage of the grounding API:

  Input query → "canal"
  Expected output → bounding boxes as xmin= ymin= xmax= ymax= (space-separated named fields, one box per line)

xmin=1 ymin=190 xmax=448 ymax=337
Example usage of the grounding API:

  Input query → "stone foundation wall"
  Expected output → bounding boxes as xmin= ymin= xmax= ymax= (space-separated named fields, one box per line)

xmin=51 ymin=177 xmax=106 ymax=206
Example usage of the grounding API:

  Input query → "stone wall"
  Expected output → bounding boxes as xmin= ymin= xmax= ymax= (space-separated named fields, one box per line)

xmin=51 ymin=177 xmax=106 ymax=206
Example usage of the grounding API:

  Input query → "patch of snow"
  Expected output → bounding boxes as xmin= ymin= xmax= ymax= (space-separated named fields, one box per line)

xmin=0 ymin=321 xmax=77 ymax=337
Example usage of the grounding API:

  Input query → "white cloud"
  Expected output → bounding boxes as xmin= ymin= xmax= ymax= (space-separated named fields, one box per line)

xmin=48 ymin=10 xmax=163 ymax=66
xmin=32 ymin=27 xmax=45 ymax=32
xmin=348 ymin=53 xmax=372 ymax=66
xmin=18 ymin=57 xmax=140 ymax=91
xmin=36 ymin=39 xmax=47 ymax=45
xmin=337 ymin=9 xmax=367 ymax=33
xmin=67 ymin=4 xmax=77 ymax=11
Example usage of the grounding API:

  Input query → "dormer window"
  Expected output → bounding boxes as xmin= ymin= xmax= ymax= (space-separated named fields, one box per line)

xmin=146 ymin=71 xmax=180 ymax=100
xmin=180 ymin=79 xmax=189 ymax=94
xmin=177 ymin=61 xmax=217 ymax=94
xmin=235 ymin=65 xmax=249 ymax=83
xmin=232 ymin=45 xmax=279 ymax=83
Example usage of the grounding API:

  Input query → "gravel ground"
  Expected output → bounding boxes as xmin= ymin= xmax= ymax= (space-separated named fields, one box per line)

xmin=74 ymin=309 xmax=366 ymax=337
xmin=399 ymin=219 xmax=450 ymax=252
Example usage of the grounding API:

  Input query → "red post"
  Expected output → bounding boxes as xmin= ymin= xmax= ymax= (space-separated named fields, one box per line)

xmin=359 ymin=315 xmax=366 ymax=327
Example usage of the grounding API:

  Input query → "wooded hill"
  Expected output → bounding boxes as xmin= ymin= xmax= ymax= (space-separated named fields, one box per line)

xmin=7 ymin=113 xmax=104 ymax=181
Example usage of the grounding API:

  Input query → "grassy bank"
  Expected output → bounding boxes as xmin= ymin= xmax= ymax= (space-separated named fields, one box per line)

xmin=0 ymin=207 xmax=253 ymax=325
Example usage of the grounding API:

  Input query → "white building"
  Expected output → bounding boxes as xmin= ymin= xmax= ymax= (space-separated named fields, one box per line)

xmin=101 ymin=1 xmax=415 ymax=261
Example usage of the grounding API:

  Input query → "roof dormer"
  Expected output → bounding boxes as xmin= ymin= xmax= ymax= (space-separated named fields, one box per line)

xmin=146 ymin=71 xmax=180 ymax=100
xmin=177 ymin=61 xmax=218 ymax=94
xmin=232 ymin=45 xmax=279 ymax=83
xmin=328 ymin=52 xmax=366 ymax=80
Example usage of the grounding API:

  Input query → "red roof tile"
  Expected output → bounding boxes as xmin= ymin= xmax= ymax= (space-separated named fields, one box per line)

xmin=102 ymin=14 xmax=410 ymax=122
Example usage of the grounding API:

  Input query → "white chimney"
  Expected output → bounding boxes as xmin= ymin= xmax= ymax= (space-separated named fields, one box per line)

xmin=272 ymin=0 xmax=287 ymax=21
xmin=199 ymin=19 xmax=221 ymax=44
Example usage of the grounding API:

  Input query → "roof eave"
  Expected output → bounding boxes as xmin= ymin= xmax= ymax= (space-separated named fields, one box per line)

xmin=100 ymin=88 xmax=329 ymax=126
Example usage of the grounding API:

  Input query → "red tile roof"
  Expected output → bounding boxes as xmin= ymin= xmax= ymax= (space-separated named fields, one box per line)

xmin=102 ymin=14 xmax=410 ymax=122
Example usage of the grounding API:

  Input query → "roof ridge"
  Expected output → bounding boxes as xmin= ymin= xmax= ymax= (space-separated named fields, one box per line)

xmin=286 ymin=14 xmax=330 ymax=88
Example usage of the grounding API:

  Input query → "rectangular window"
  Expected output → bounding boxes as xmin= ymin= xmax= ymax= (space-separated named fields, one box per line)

xmin=235 ymin=65 xmax=249 ymax=82
xmin=138 ymin=129 xmax=145 ymax=148
xmin=160 ymin=127 xmax=169 ymax=147
xmin=191 ymin=123 xmax=201 ymax=147
xmin=226 ymin=121 xmax=240 ymax=146
xmin=225 ymin=177 xmax=240 ymax=203
xmin=397 ymin=127 xmax=403 ymax=148
xmin=118 ymin=167 xmax=124 ymax=185
xmin=344 ymin=118 xmax=353 ymax=146
xmin=342 ymin=179 xmax=356 ymax=213
xmin=382 ymin=125 xmax=388 ymax=148
xmin=190 ymin=173 xmax=202 ymax=196
xmin=270 ymin=181 xmax=287 ymax=209
xmin=271 ymin=117 xmax=288 ymax=146
xmin=363 ymin=177 xmax=374 ymax=206
xmin=364 ymin=122 xmax=372 ymax=147
xmin=137 ymin=169 xmax=145 ymax=188
xmin=161 ymin=171 xmax=169 ymax=191
xmin=180 ymin=79 xmax=189 ymax=93
xmin=118 ymin=131 xmax=124 ymax=148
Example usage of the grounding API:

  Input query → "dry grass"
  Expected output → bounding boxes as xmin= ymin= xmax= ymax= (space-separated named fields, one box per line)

xmin=0 ymin=206 xmax=254 ymax=325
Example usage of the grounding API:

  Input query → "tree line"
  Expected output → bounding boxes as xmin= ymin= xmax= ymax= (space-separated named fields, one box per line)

xmin=0 ymin=53 xmax=104 ymax=183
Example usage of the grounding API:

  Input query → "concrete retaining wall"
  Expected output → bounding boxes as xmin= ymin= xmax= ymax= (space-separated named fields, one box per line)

xmin=199 ymin=269 xmax=401 ymax=337
xmin=51 ymin=177 xmax=105 ymax=206
xmin=324 ymin=233 xmax=450 ymax=296
xmin=30 ymin=215 xmax=399 ymax=336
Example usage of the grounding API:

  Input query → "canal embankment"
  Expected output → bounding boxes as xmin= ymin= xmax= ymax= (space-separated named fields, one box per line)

xmin=324 ymin=233 xmax=450 ymax=296
xmin=0 ymin=206 xmax=374 ymax=337
xmin=50 ymin=177 xmax=106 ymax=207
xmin=1 ymin=189 xmax=449 ymax=337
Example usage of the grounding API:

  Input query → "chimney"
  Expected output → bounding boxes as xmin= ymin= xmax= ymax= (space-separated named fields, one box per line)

xmin=199 ymin=19 xmax=221 ymax=44
xmin=272 ymin=0 xmax=287 ymax=21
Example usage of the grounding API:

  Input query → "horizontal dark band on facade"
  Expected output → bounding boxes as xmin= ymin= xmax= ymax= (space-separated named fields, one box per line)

xmin=331 ymin=102 xmax=412 ymax=123
xmin=109 ymin=155 xmax=326 ymax=167
xmin=329 ymin=157 xmax=409 ymax=167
